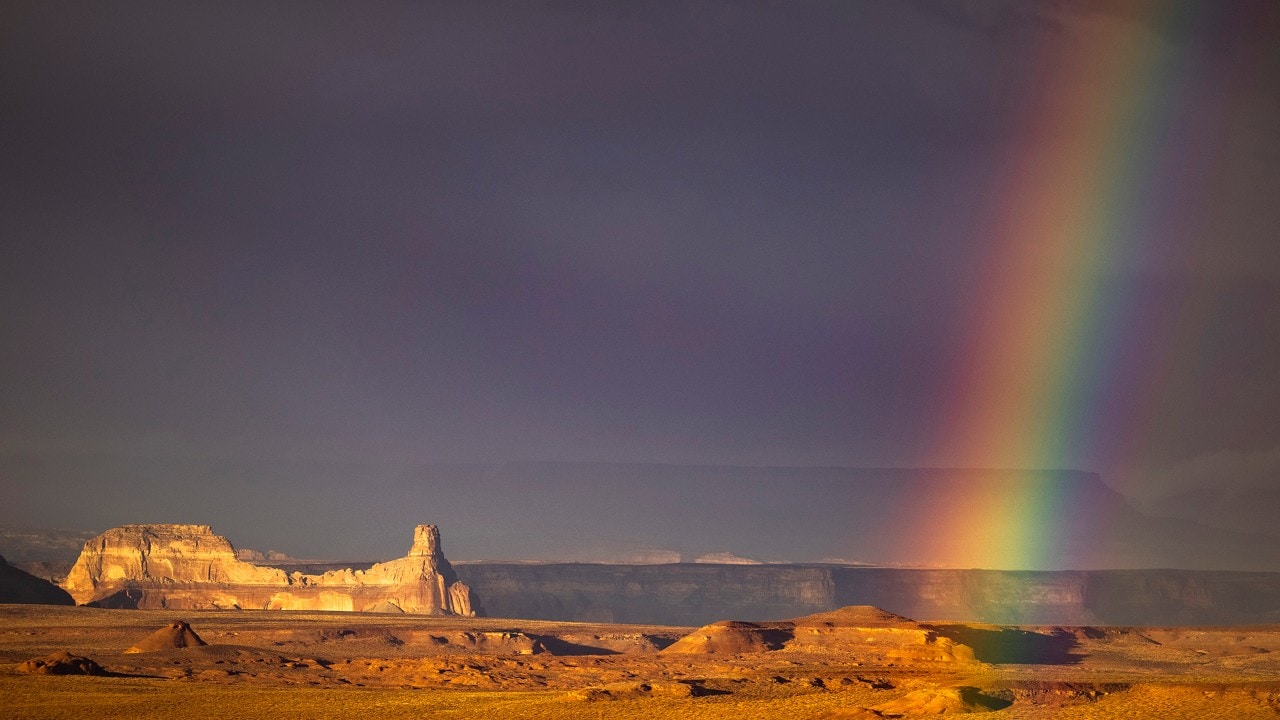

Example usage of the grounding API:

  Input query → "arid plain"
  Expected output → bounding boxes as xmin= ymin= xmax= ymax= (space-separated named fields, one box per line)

xmin=5 ymin=522 xmax=1280 ymax=718
xmin=4 ymin=604 xmax=1280 ymax=719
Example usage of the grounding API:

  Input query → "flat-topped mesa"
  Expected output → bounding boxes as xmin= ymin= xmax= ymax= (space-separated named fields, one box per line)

xmin=62 ymin=524 xmax=287 ymax=604
xmin=61 ymin=524 xmax=475 ymax=616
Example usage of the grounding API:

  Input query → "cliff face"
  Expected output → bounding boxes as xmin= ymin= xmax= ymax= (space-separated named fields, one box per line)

xmin=63 ymin=525 xmax=287 ymax=602
xmin=453 ymin=563 xmax=1280 ymax=626
xmin=455 ymin=562 xmax=833 ymax=626
xmin=831 ymin=569 xmax=1098 ymax=625
xmin=832 ymin=568 xmax=1280 ymax=626
xmin=55 ymin=525 xmax=1280 ymax=625
xmin=61 ymin=524 xmax=473 ymax=616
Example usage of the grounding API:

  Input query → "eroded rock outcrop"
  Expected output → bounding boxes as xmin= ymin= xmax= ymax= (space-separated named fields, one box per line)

xmin=664 ymin=605 xmax=977 ymax=663
xmin=18 ymin=650 xmax=107 ymax=676
xmin=63 ymin=525 xmax=287 ymax=603
xmin=62 ymin=524 xmax=474 ymax=616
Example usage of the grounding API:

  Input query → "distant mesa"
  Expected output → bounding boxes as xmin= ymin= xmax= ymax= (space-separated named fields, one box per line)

xmin=0 ymin=525 xmax=101 ymax=563
xmin=61 ymin=523 xmax=475 ymax=616
xmin=692 ymin=552 xmax=761 ymax=565
xmin=663 ymin=605 xmax=977 ymax=663
xmin=125 ymin=620 xmax=208 ymax=653
xmin=235 ymin=548 xmax=301 ymax=564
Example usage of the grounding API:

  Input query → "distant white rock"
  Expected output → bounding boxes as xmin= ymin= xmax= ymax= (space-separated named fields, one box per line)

xmin=693 ymin=552 xmax=761 ymax=565
xmin=235 ymin=548 xmax=301 ymax=564
xmin=622 ymin=550 xmax=683 ymax=564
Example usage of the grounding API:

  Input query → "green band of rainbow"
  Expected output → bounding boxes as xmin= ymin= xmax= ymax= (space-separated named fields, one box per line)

xmin=922 ymin=2 xmax=1244 ymax=569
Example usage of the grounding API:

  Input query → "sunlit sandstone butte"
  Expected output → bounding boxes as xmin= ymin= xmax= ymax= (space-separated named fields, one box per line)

xmin=61 ymin=524 xmax=474 ymax=615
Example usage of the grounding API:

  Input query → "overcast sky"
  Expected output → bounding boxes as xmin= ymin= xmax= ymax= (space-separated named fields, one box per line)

xmin=2 ymin=1 xmax=1279 ymax=556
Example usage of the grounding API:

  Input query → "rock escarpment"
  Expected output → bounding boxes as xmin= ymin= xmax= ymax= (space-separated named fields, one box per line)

xmin=453 ymin=562 xmax=833 ymax=625
xmin=62 ymin=524 xmax=474 ymax=616
xmin=63 ymin=525 xmax=287 ymax=601
xmin=455 ymin=563 xmax=1280 ymax=626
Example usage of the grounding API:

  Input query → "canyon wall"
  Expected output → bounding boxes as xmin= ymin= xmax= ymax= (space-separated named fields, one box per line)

xmin=456 ymin=563 xmax=833 ymax=625
xmin=62 ymin=524 xmax=474 ymax=615
xmin=454 ymin=563 xmax=1280 ymax=626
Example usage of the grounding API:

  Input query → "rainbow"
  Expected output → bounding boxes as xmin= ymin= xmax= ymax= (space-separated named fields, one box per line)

xmin=924 ymin=3 xmax=1259 ymax=569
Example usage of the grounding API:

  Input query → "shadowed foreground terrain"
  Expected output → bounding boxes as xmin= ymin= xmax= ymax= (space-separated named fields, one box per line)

xmin=3 ymin=605 xmax=1280 ymax=718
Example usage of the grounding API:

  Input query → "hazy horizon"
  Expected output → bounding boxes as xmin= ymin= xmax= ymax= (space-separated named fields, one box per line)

xmin=6 ymin=462 xmax=1279 ymax=574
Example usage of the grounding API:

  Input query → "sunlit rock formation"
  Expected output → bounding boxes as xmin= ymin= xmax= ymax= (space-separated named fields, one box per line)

xmin=62 ymin=524 xmax=474 ymax=616
xmin=663 ymin=605 xmax=977 ymax=663
xmin=63 ymin=525 xmax=287 ymax=600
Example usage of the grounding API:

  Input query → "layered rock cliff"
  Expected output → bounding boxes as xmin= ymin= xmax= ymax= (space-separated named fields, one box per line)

xmin=454 ymin=563 xmax=1280 ymax=626
xmin=62 ymin=524 xmax=474 ymax=615
xmin=63 ymin=525 xmax=287 ymax=601
xmin=453 ymin=562 xmax=833 ymax=625
xmin=49 ymin=524 xmax=1280 ymax=625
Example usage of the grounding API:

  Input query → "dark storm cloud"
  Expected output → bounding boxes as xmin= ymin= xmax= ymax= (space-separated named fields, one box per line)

xmin=2 ymin=1 xmax=1279 ymax=557
xmin=1 ymin=2 xmax=1008 ymax=459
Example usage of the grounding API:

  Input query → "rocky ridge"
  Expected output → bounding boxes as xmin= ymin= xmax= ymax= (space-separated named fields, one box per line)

xmin=0 ymin=555 xmax=74 ymax=605
xmin=664 ymin=605 xmax=977 ymax=663
xmin=61 ymin=524 xmax=474 ymax=615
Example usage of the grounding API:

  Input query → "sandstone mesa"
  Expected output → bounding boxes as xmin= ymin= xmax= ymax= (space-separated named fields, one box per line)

xmin=61 ymin=523 xmax=475 ymax=616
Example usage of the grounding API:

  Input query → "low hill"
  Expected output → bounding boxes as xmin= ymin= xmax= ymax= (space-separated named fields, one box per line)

xmin=0 ymin=556 xmax=74 ymax=605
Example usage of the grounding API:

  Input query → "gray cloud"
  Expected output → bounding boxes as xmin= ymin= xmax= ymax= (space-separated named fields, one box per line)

xmin=1 ymin=1 xmax=1278 ymax=555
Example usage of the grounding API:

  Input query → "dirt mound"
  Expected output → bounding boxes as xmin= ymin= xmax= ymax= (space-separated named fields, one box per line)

xmin=1005 ymin=680 xmax=1131 ymax=706
xmin=872 ymin=686 xmax=1012 ymax=715
xmin=795 ymin=606 xmax=919 ymax=628
xmin=125 ymin=620 xmax=208 ymax=653
xmin=428 ymin=631 xmax=545 ymax=654
xmin=663 ymin=620 xmax=793 ymax=654
xmin=18 ymin=650 xmax=107 ymax=675
xmin=566 ymin=680 xmax=701 ymax=701
xmin=810 ymin=709 xmax=886 ymax=720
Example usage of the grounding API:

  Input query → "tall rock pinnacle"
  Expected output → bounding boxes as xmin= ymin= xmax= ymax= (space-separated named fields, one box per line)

xmin=409 ymin=525 xmax=442 ymax=557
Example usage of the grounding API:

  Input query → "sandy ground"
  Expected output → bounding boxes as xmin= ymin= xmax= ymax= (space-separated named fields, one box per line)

xmin=2 ymin=605 xmax=1279 ymax=719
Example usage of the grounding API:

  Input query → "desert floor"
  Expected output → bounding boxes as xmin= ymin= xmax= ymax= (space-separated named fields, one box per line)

xmin=2 ymin=605 xmax=1279 ymax=718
